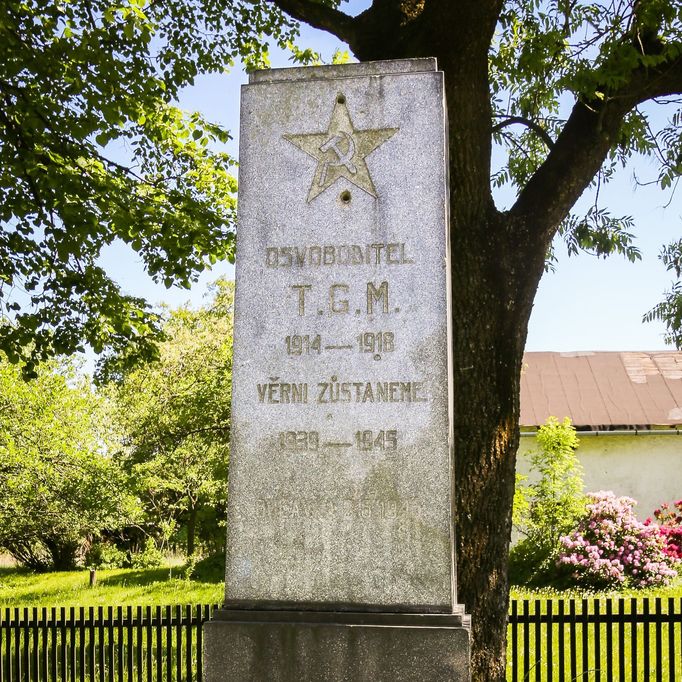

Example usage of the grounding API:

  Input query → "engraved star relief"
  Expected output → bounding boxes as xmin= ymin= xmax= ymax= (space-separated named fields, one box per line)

xmin=283 ymin=94 xmax=398 ymax=203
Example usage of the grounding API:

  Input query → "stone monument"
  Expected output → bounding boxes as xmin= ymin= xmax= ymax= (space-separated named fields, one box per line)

xmin=204 ymin=58 xmax=471 ymax=681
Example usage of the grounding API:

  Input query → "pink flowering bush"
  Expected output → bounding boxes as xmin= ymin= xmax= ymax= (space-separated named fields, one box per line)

xmin=649 ymin=499 xmax=682 ymax=561
xmin=557 ymin=491 xmax=678 ymax=589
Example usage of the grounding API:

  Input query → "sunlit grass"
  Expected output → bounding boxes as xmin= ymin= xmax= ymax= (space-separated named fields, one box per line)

xmin=0 ymin=565 xmax=223 ymax=608
xmin=511 ymin=575 xmax=682 ymax=601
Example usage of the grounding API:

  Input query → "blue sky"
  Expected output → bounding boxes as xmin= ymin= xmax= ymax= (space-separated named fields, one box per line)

xmin=102 ymin=7 xmax=682 ymax=352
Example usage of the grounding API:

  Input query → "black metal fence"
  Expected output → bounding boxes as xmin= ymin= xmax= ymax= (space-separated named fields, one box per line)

xmin=508 ymin=597 xmax=682 ymax=681
xmin=0 ymin=604 xmax=217 ymax=682
xmin=1 ymin=598 xmax=681 ymax=681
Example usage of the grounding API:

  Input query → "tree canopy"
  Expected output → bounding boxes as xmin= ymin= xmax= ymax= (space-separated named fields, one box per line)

xmin=0 ymin=0 xmax=296 ymax=375
xmin=0 ymin=283 xmax=234 ymax=570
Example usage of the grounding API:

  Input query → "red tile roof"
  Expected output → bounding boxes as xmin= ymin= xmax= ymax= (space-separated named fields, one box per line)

xmin=520 ymin=352 xmax=682 ymax=429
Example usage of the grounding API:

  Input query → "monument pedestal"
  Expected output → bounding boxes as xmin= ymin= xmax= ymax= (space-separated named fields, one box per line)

xmin=204 ymin=609 xmax=471 ymax=682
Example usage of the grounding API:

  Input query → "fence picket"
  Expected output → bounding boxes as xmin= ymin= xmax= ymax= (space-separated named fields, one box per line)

xmin=643 ymin=598 xmax=650 ymax=676
xmin=31 ymin=606 xmax=38 ymax=682
xmin=41 ymin=607 xmax=48 ymax=681
xmin=558 ymin=599 xmax=565 ymax=681
xmin=155 ymin=606 xmax=162 ymax=682
xmin=186 ymin=604 xmax=193 ymax=682
xmin=50 ymin=607 xmax=57 ymax=682
xmin=510 ymin=600 xmax=518 ymax=682
xmin=60 ymin=607 xmax=66 ymax=682
xmin=107 ymin=606 xmax=114 ymax=682
xmin=146 ymin=606 xmax=153 ymax=682
xmin=14 ymin=607 xmax=20 ymax=682
xmin=522 ymin=600 xmax=529 ymax=680
xmin=4 ymin=607 xmax=11 ymax=682
xmin=668 ymin=597 xmax=676 ymax=682
xmin=87 ymin=606 xmax=95 ymax=682
xmin=581 ymin=598 xmax=589 ymax=680
xmin=569 ymin=599 xmax=577 ymax=681
xmin=594 ymin=598 xmax=601 ymax=682
xmin=78 ymin=606 xmax=85 ymax=682
xmin=618 ymin=599 xmax=625 ymax=682
xmin=175 ymin=605 xmax=182 ymax=682
xmin=117 ymin=605 xmax=123 ymax=682
xmin=126 ymin=606 xmax=133 ymax=682
xmin=197 ymin=606 xmax=208 ymax=682
xmin=655 ymin=597 xmax=663 ymax=682
xmin=136 ymin=606 xmax=143 ymax=682
xmin=630 ymin=598 xmax=638 ymax=682
xmin=545 ymin=600 xmax=553 ymax=682
xmin=0 ymin=608 xmax=4 ymax=682
xmin=165 ymin=605 xmax=172 ymax=682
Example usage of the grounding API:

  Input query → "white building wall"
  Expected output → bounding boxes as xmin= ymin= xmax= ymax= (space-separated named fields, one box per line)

xmin=516 ymin=433 xmax=682 ymax=520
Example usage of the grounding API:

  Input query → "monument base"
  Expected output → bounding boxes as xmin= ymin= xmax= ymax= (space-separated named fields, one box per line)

xmin=203 ymin=608 xmax=471 ymax=682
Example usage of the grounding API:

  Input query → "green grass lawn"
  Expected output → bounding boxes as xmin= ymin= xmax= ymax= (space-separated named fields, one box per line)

xmin=0 ymin=565 xmax=223 ymax=608
xmin=511 ymin=576 xmax=682 ymax=601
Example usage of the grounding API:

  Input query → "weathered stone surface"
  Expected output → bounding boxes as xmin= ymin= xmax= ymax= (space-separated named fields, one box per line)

xmin=225 ymin=59 xmax=454 ymax=612
xmin=204 ymin=611 xmax=471 ymax=682
xmin=249 ymin=58 xmax=437 ymax=83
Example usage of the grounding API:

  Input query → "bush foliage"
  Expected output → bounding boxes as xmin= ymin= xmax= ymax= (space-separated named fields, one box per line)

xmin=0 ymin=357 xmax=136 ymax=570
xmin=0 ymin=282 xmax=233 ymax=570
xmin=650 ymin=499 xmax=682 ymax=561
xmin=558 ymin=492 xmax=678 ymax=589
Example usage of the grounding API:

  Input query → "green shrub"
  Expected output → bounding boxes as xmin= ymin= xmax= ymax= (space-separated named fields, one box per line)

xmin=129 ymin=538 xmax=164 ymax=569
xmin=85 ymin=542 xmax=128 ymax=569
xmin=189 ymin=552 xmax=225 ymax=583
xmin=513 ymin=417 xmax=586 ymax=585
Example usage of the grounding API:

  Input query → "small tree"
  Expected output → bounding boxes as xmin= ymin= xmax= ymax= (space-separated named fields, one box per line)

xmin=0 ymin=356 xmax=135 ymax=570
xmin=105 ymin=280 xmax=233 ymax=557
xmin=511 ymin=417 xmax=586 ymax=584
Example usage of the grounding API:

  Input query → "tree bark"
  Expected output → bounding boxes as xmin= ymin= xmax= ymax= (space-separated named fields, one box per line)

xmin=451 ymin=209 xmax=550 ymax=679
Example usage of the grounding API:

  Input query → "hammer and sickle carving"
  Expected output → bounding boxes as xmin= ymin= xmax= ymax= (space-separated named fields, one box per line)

xmin=318 ymin=131 xmax=356 ymax=186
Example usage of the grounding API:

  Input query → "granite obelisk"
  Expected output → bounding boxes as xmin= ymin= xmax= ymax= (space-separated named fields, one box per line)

xmin=204 ymin=58 xmax=471 ymax=681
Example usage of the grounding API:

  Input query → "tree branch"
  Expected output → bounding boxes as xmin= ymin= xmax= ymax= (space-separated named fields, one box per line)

xmin=268 ymin=0 xmax=357 ymax=45
xmin=510 ymin=48 xmax=682 ymax=241
xmin=492 ymin=116 xmax=554 ymax=149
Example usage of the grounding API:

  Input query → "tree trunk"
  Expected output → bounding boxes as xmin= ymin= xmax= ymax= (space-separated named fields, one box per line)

xmin=187 ymin=504 xmax=197 ymax=557
xmin=451 ymin=210 xmax=549 ymax=680
xmin=270 ymin=2 xmax=590 ymax=677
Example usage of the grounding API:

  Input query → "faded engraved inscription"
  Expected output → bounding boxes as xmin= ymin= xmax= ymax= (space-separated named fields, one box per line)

xmin=265 ymin=243 xmax=414 ymax=268
xmin=256 ymin=377 xmax=428 ymax=405
xmin=277 ymin=430 xmax=399 ymax=452
xmin=283 ymin=332 xmax=394 ymax=358
xmin=290 ymin=281 xmax=394 ymax=316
